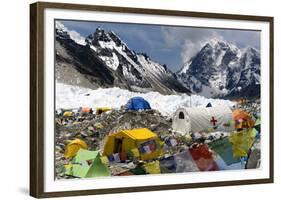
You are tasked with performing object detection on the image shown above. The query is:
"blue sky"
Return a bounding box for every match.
[60,20,260,72]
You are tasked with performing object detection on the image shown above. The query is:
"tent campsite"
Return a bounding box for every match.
[103,128,163,161]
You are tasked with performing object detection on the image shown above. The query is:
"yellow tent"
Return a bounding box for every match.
[103,128,163,161]
[64,138,88,158]
[96,107,111,115]
[63,111,73,117]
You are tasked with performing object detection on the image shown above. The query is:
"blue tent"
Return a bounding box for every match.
[125,97,151,111]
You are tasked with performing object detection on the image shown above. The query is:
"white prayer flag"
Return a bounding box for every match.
[143,145,151,153]
[170,138,178,146]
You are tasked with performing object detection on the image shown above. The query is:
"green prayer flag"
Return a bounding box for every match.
[255,118,261,126]
[208,137,240,165]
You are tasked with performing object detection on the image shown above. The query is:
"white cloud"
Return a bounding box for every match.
[161,27,218,63]
[180,40,203,63]
[67,30,86,46]
[180,34,228,62]
[161,26,260,65]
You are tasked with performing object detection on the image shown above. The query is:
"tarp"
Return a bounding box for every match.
[125,97,151,111]
[172,105,234,135]
[65,149,111,178]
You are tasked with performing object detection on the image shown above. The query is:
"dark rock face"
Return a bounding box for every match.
[55,27,115,88]
[178,39,260,98]
[56,23,190,95]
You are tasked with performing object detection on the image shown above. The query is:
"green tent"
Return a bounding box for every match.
[65,149,111,178]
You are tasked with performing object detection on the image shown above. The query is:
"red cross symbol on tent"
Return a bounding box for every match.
[210,116,218,126]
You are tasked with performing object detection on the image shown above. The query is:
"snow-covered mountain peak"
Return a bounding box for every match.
[86,28,126,49]
[242,46,260,56]
[56,21,66,31]
[240,47,260,72]
[178,60,192,75]
[55,21,259,98]
[207,37,225,47]
[177,38,260,98]
[204,38,239,54]
[55,23,190,95]
[108,31,123,46]
[85,28,112,47]
[55,21,86,46]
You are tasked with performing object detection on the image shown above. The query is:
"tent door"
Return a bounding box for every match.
[114,138,123,153]
[175,111,190,134]
[179,112,185,119]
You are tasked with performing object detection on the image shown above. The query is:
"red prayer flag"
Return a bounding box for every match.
[189,144,219,171]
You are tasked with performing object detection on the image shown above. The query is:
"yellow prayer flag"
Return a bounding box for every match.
[229,129,256,157]
[100,156,109,165]
[143,161,161,174]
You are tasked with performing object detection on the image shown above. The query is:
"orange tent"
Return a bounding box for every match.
[232,109,254,129]
[81,107,92,113]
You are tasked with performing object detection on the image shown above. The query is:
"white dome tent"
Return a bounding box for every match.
[172,105,235,135]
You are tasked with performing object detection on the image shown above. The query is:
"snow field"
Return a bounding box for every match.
[56,83,235,116]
